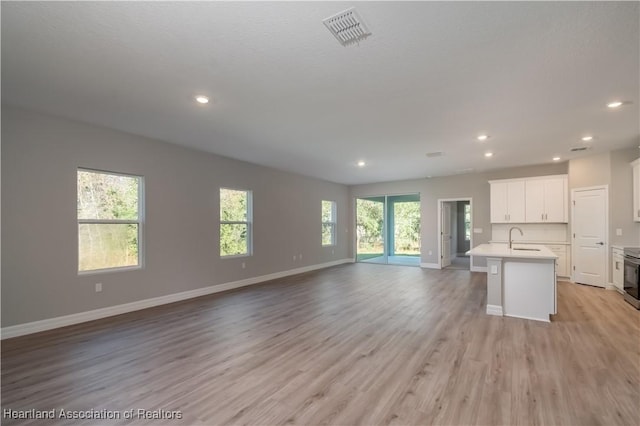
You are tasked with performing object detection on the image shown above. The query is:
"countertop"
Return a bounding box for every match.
[489,240,570,246]
[467,243,558,260]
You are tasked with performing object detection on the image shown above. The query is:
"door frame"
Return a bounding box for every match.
[438,198,473,269]
[570,185,609,285]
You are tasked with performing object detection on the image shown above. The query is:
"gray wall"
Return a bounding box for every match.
[568,147,640,281]
[350,162,568,267]
[609,147,640,246]
[568,148,640,247]
[1,106,351,326]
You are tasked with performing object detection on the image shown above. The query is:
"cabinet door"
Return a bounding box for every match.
[507,181,526,223]
[525,180,545,222]
[612,253,624,290]
[544,177,568,222]
[490,182,509,223]
[634,164,640,222]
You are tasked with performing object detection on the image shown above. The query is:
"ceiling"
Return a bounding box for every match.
[2,2,639,185]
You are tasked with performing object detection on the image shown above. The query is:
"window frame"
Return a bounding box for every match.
[322,200,337,247]
[219,187,253,258]
[77,168,145,275]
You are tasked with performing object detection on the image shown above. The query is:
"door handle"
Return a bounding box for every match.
[596,242,604,245]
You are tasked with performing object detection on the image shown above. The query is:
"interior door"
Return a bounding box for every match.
[573,188,607,287]
[441,202,451,268]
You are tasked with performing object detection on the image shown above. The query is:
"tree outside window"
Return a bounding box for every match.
[220,188,252,257]
[77,169,143,273]
[464,204,471,241]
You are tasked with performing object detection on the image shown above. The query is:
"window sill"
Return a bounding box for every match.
[78,265,142,276]
[220,254,252,259]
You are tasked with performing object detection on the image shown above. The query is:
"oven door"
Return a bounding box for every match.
[623,257,640,300]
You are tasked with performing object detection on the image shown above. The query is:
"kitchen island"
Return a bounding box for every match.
[467,243,558,322]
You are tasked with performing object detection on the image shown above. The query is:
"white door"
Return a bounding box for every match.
[573,188,607,287]
[441,203,452,268]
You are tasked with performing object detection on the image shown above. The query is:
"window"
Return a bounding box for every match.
[464,203,471,241]
[322,200,337,246]
[220,188,252,257]
[77,169,143,273]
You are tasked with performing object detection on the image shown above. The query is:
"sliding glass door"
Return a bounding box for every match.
[356,194,420,266]
[356,197,386,264]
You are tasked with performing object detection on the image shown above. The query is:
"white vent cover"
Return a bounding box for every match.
[426,151,444,158]
[323,8,371,46]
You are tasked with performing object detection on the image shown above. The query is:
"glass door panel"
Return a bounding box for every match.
[356,197,386,264]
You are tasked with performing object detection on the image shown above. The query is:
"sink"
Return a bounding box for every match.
[513,247,540,251]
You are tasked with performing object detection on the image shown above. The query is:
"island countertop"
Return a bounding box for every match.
[467,243,558,260]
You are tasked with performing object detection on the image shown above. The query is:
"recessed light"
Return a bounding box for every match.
[581,136,593,142]
[477,134,489,141]
[195,95,209,104]
[484,152,493,158]
[553,156,561,161]
[357,160,366,167]
[607,101,623,108]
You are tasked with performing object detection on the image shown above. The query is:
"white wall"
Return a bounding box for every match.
[1,106,351,327]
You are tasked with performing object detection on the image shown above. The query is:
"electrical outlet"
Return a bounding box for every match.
[95,283,102,293]
[428,250,433,255]
[332,249,334,255]
[293,255,296,261]
[299,253,302,260]
[241,262,246,269]
[616,228,622,236]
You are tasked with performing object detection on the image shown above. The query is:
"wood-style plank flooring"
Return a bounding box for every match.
[2,264,639,425]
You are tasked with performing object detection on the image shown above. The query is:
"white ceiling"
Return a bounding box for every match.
[2,1,639,185]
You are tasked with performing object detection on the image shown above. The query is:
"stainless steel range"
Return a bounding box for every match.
[623,247,640,309]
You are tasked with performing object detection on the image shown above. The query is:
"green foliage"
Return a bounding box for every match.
[393,202,421,254]
[356,199,420,256]
[77,170,140,271]
[356,199,384,253]
[220,189,250,256]
[322,201,335,245]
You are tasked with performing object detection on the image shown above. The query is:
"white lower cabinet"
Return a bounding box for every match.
[612,247,624,293]
[546,244,569,278]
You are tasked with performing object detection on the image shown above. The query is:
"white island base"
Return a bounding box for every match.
[467,244,558,322]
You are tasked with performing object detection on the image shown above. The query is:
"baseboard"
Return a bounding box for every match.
[420,262,441,269]
[486,304,504,316]
[471,266,488,272]
[1,258,354,339]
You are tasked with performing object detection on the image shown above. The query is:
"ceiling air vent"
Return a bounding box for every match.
[570,146,591,152]
[426,151,443,158]
[323,7,371,47]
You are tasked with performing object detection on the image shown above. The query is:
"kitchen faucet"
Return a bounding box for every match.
[509,227,523,249]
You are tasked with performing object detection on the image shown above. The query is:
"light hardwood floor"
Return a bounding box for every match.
[2,264,639,425]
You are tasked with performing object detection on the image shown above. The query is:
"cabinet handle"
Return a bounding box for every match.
[545,213,548,220]
[505,214,507,221]
[541,213,544,220]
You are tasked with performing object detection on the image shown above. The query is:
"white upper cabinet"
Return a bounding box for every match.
[490,180,525,223]
[525,177,568,222]
[632,159,640,222]
[490,175,568,224]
